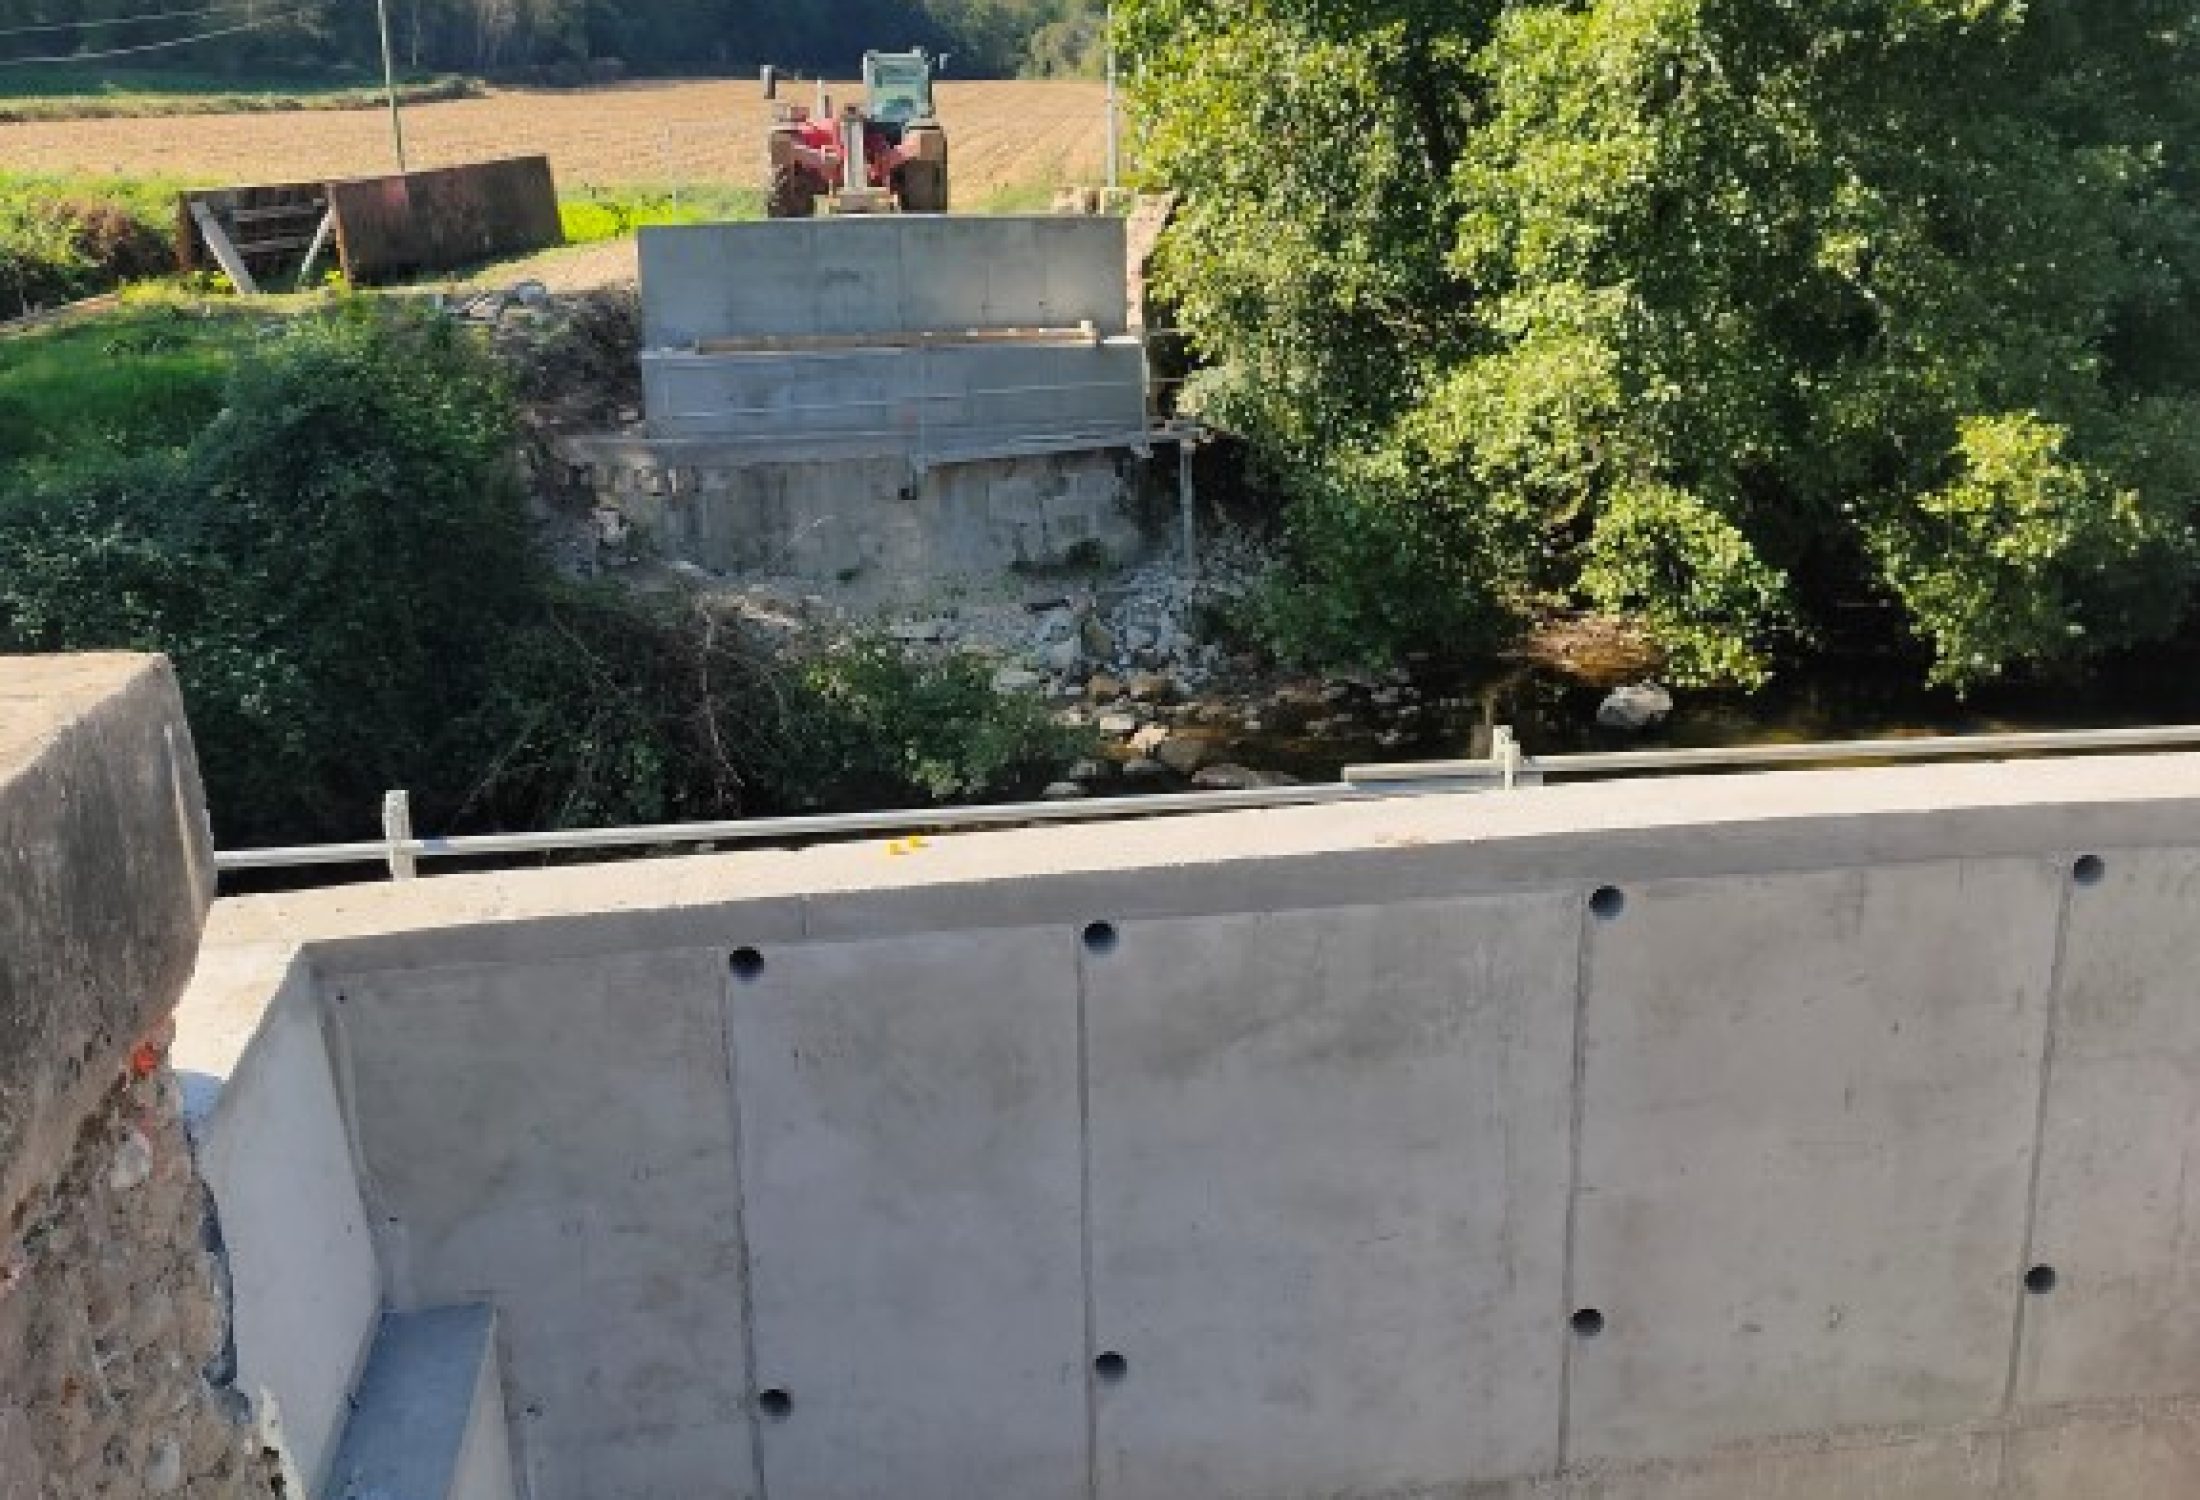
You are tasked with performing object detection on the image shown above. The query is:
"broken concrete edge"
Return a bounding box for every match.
[0,652,213,1226]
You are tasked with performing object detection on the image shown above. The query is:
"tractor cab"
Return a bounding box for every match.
[863,50,937,137]
[765,48,951,217]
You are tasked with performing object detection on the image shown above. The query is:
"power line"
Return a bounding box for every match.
[0,7,308,64]
[0,5,231,39]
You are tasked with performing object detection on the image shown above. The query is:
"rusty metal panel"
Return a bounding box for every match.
[327,156,563,285]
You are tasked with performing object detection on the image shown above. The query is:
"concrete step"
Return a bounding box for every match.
[326,1304,518,1500]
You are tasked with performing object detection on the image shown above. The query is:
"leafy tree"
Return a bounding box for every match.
[1127,0,2200,687]
[0,0,1104,78]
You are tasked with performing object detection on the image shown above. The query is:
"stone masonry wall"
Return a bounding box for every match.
[554,440,1150,599]
[0,1047,279,1500]
[1,656,282,1500]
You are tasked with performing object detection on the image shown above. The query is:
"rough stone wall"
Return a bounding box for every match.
[0,1047,279,1500]
[557,443,1150,598]
[1,656,281,1500]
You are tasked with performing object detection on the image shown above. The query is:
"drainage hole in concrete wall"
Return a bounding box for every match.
[1083,921,1120,955]
[1094,1351,1128,1384]
[2071,855,2105,886]
[1571,1308,1606,1337]
[1589,887,1626,920]
[2025,1264,2059,1295]
[758,1388,793,1420]
[730,947,766,981]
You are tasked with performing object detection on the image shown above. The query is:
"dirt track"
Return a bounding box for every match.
[458,237,638,293]
[0,78,1110,198]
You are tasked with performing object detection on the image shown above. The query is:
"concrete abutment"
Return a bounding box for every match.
[569,215,1171,597]
[177,740,2200,1499]
[22,655,2200,1497]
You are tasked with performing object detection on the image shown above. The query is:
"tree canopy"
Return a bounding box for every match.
[0,0,1107,79]
[1125,0,2200,687]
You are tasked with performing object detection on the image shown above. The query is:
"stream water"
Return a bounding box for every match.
[1210,645,2200,784]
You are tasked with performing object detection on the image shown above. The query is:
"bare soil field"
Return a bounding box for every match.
[0,77,1110,200]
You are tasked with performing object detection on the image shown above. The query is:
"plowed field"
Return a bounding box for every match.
[0,77,1111,200]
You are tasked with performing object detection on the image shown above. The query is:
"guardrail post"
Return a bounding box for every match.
[382,789,418,881]
[1178,436,1198,576]
[1494,725,1523,790]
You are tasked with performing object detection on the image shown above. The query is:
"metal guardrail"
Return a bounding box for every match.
[211,723,2200,882]
[1348,723,2200,783]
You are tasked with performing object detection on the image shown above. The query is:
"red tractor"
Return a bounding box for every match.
[765,50,950,218]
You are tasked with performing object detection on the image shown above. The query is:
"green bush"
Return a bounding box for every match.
[0,304,535,840]
[1248,438,1539,668]
[0,176,178,313]
[0,300,1087,845]
[1861,413,2197,687]
[767,639,1091,807]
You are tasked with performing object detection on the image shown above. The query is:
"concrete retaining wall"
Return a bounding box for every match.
[182,754,2200,1498]
[639,339,1148,447]
[178,945,380,1493]
[634,217,1146,472]
[639,217,1131,349]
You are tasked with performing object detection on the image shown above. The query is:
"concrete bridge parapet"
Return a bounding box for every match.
[169,748,2200,1498]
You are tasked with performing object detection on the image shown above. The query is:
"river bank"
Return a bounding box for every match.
[625,520,2200,802]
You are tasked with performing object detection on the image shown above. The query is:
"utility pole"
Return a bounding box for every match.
[1104,13,1121,192]
[375,0,409,173]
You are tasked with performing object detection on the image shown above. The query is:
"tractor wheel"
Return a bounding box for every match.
[767,163,821,219]
[898,160,949,215]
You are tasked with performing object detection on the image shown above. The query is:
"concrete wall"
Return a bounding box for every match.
[327,1305,520,1500]
[634,217,1146,470]
[330,949,758,1498]
[639,217,1131,349]
[639,339,1148,448]
[178,945,381,1492]
[0,655,211,1220]
[563,437,1147,595]
[181,753,2200,1499]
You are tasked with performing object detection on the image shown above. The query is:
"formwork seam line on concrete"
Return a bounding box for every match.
[318,966,395,1496]
[1555,884,1600,1472]
[1073,923,1100,1500]
[289,966,395,1496]
[2001,859,2078,1421]
[717,961,771,1500]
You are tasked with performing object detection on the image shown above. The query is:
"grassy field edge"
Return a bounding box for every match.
[0,71,480,124]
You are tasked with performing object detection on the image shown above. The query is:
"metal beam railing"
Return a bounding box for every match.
[210,722,2200,882]
[1348,723,2200,784]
